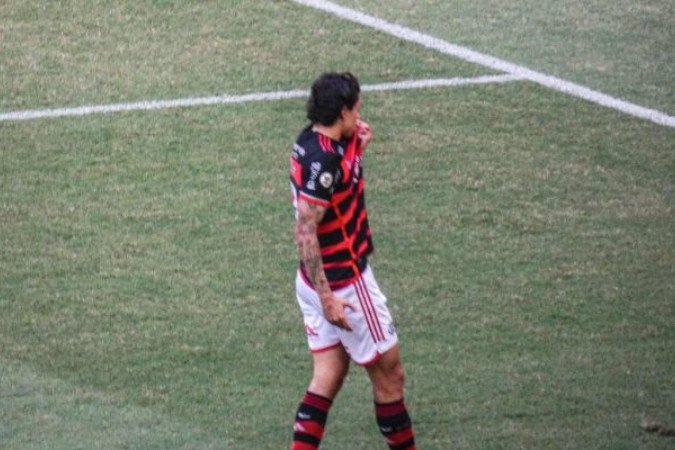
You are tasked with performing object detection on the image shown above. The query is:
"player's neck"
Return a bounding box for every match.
[312,123,343,142]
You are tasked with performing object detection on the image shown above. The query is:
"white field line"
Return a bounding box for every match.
[362,74,522,92]
[290,0,675,129]
[0,75,520,122]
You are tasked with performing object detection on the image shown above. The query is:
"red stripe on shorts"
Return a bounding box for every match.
[362,277,386,341]
[355,277,384,342]
[354,280,378,343]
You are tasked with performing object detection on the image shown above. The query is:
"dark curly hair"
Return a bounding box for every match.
[306,72,361,126]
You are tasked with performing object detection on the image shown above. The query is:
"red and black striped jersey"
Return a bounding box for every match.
[290,126,373,289]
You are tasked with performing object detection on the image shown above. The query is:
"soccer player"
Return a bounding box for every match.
[289,72,416,450]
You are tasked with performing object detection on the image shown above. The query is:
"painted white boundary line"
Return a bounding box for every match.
[290,0,675,129]
[0,75,519,122]
[362,74,522,92]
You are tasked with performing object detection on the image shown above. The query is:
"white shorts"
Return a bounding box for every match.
[296,265,398,366]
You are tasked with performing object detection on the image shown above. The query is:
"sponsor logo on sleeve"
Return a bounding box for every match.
[306,161,321,191]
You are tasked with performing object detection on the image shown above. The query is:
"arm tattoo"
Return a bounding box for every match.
[295,201,332,300]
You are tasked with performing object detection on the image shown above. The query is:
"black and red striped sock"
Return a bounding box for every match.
[375,399,416,450]
[291,391,332,450]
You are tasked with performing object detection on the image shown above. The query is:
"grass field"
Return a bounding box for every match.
[1,1,674,449]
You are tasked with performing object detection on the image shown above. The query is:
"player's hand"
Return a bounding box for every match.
[321,294,357,331]
[356,120,372,150]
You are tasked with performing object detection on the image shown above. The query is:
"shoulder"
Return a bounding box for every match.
[294,129,340,167]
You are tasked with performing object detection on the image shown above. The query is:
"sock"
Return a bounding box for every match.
[291,391,332,450]
[375,399,416,450]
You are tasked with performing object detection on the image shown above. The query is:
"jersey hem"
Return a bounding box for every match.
[299,257,369,292]
[298,191,330,207]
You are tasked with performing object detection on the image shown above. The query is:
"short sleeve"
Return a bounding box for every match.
[291,151,339,207]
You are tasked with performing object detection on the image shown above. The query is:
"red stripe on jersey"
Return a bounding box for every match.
[320,240,349,257]
[347,210,369,254]
[318,134,335,153]
[340,133,359,182]
[356,237,372,258]
[321,210,369,260]
[318,184,365,234]
[329,175,359,202]
[351,209,369,241]
[327,206,360,265]
[319,202,357,234]
[335,184,364,224]
[330,181,360,206]
[290,157,303,186]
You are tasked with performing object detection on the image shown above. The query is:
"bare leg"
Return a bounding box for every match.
[308,345,350,399]
[365,344,405,403]
[290,345,350,449]
[366,345,416,449]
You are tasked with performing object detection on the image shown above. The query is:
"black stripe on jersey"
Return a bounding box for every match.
[323,256,369,279]
[317,229,344,248]
[322,249,352,263]
[325,266,354,283]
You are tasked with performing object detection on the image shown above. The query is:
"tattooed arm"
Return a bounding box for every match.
[295,198,355,331]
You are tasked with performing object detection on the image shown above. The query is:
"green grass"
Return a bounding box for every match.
[1,0,674,449]
[0,0,485,111]
[0,356,224,448]
[338,0,675,114]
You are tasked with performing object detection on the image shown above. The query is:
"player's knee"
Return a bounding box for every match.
[372,363,405,401]
[381,350,405,386]
[310,364,348,397]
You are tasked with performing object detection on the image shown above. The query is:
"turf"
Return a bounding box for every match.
[338,0,675,114]
[1,0,673,449]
